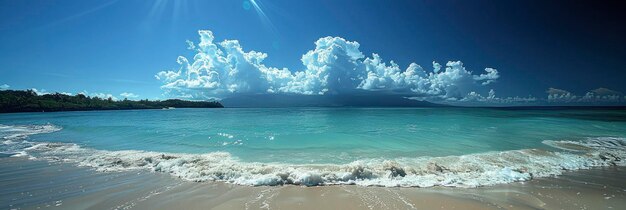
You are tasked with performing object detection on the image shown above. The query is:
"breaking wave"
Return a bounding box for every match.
[1,124,625,188]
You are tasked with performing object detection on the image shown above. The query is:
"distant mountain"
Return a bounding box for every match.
[220,93,444,108]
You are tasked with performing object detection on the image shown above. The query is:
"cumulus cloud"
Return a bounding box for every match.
[456,87,625,105]
[22,88,133,101]
[79,90,118,101]
[30,88,49,95]
[156,30,500,100]
[26,88,72,96]
[546,88,577,102]
[432,61,442,73]
[0,84,9,90]
[473,68,500,85]
[580,88,623,103]
[452,89,537,105]
[120,92,139,99]
[546,87,624,104]
[51,90,124,100]
[589,87,621,96]
[93,93,118,100]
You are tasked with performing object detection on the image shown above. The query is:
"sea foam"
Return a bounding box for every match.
[2,124,625,188]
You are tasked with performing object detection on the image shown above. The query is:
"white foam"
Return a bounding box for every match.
[543,137,626,151]
[2,124,625,188]
[10,151,28,157]
[2,139,16,145]
[19,137,625,188]
[0,124,62,157]
[0,124,61,140]
[217,132,234,139]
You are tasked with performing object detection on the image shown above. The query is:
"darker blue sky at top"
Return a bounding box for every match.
[0,0,625,99]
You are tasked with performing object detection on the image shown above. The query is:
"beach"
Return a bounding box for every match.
[2,157,624,210]
[3,0,626,209]
[1,108,626,209]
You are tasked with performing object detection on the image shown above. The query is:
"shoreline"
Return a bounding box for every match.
[0,107,221,115]
[0,90,223,114]
[2,157,624,210]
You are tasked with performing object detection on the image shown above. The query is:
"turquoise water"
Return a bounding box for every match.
[2,108,625,163]
[1,108,626,187]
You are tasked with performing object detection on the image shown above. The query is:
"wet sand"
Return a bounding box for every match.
[1,157,625,210]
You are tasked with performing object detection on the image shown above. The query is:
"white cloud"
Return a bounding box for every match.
[546,87,624,104]
[30,88,49,95]
[28,88,73,96]
[156,30,500,100]
[432,61,442,73]
[23,88,131,101]
[79,90,118,101]
[453,89,537,105]
[0,84,9,90]
[546,87,577,102]
[473,68,500,85]
[27,88,72,96]
[93,93,118,100]
[580,88,623,103]
[589,87,622,96]
[120,92,139,98]
[185,40,196,50]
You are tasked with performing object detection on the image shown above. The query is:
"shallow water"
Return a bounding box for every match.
[1,107,625,187]
[2,158,626,210]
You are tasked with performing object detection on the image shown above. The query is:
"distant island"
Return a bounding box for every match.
[0,90,223,113]
[220,93,446,108]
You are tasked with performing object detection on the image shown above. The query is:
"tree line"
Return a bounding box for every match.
[0,90,223,113]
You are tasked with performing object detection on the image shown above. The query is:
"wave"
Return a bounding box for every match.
[0,124,61,142]
[0,124,62,156]
[1,124,625,188]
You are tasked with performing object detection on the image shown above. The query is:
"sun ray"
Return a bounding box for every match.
[249,0,278,34]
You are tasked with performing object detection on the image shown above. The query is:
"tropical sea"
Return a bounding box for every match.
[1,107,625,189]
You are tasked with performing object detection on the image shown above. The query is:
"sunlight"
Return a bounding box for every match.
[247,0,277,34]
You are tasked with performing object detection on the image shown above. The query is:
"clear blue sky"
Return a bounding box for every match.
[1,0,625,105]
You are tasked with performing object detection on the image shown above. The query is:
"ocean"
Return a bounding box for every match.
[1,107,625,187]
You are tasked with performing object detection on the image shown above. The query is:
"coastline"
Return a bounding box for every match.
[0,90,223,114]
[2,157,624,210]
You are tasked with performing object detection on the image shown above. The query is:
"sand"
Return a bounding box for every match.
[1,157,625,210]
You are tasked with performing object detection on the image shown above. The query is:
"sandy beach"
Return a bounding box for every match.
[2,157,624,210]
[3,0,626,209]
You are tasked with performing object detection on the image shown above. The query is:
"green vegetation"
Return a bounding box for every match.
[0,90,223,113]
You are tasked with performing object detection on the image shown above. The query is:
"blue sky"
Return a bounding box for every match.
[1,0,625,105]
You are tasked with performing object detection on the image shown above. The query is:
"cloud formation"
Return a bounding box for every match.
[31,88,49,95]
[547,88,577,102]
[547,87,624,104]
[0,84,9,90]
[437,87,624,106]
[426,89,537,106]
[156,30,500,100]
[26,88,137,101]
[120,92,139,99]
[28,88,73,96]
[460,89,537,104]
[79,90,118,101]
